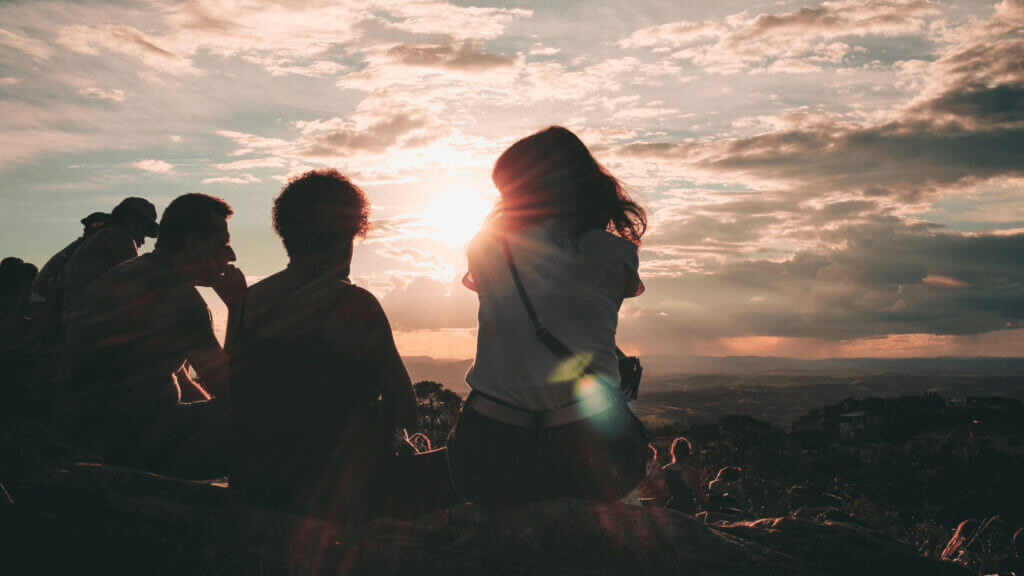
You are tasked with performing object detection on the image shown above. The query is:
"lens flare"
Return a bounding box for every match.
[572,374,618,428]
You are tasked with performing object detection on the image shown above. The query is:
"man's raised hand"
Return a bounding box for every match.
[213,264,247,306]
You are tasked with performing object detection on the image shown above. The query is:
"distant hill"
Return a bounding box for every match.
[640,355,1024,377]
[403,355,1024,424]
[404,356,472,395]
[404,355,1024,392]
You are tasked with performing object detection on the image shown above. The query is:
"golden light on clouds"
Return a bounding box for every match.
[415,185,495,248]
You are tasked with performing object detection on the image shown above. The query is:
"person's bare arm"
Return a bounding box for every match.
[325,287,418,429]
[213,264,247,354]
[376,331,419,429]
[186,347,230,398]
[175,361,212,402]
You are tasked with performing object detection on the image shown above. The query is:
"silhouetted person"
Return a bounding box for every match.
[0,257,37,313]
[447,126,649,507]
[663,436,707,514]
[57,194,245,479]
[30,211,110,339]
[706,466,745,521]
[632,443,669,506]
[1,257,38,346]
[61,198,158,325]
[230,169,423,523]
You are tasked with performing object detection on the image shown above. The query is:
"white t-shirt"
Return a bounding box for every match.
[463,222,643,411]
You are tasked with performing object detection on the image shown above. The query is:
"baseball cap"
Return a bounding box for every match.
[112,197,159,238]
[80,211,110,229]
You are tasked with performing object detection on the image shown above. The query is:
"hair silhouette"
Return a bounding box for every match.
[490,126,646,246]
[273,169,370,259]
[716,466,742,482]
[156,194,233,253]
[670,436,692,463]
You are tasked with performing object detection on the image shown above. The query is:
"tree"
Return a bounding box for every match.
[413,381,463,448]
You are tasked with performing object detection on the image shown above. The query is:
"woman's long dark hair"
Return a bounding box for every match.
[490,126,646,246]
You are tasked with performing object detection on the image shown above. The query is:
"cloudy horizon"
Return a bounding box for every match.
[2,0,1023,360]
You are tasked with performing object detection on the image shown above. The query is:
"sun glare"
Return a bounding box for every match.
[416,186,496,247]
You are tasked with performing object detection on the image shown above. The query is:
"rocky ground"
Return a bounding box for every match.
[0,421,969,576]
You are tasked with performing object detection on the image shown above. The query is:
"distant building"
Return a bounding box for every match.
[838,411,883,442]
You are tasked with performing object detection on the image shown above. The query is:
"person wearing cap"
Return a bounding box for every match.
[58,193,245,479]
[60,197,159,325]
[29,211,111,339]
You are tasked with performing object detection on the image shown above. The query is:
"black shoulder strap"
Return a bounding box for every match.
[500,237,543,336]
[501,237,615,374]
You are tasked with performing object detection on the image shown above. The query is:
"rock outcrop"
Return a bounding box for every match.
[0,426,968,576]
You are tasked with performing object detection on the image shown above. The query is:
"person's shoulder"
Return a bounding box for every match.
[108,252,158,277]
[244,267,294,304]
[324,283,390,355]
[70,228,134,266]
[55,237,85,261]
[467,227,500,257]
[66,230,100,260]
[93,227,134,248]
[332,283,383,317]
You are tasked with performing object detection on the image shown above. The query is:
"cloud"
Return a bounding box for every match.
[379,275,478,330]
[246,57,347,78]
[375,245,453,278]
[384,41,517,71]
[296,111,440,157]
[606,3,1024,348]
[162,0,528,78]
[337,39,519,92]
[133,159,175,174]
[621,225,1024,344]
[214,94,454,176]
[617,21,726,49]
[623,118,1023,201]
[77,87,127,102]
[374,1,531,40]
[0,28,52,60]
[58,24,198,75]
[528,45,560,56]
[165,0,365,61]
[202,173,260,184]
[213,156,290,171]
[613,20,1024,201]
[619,0,937,74]
[739,0,935,39]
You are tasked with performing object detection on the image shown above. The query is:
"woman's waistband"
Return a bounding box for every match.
[464,389,620,428]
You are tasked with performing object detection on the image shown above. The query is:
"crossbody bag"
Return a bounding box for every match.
[501,238,642,400]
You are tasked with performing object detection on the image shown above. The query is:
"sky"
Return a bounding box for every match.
[1,0,1023,360]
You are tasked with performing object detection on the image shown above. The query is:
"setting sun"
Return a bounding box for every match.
[416,186,496,247]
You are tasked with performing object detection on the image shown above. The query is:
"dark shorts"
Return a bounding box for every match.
[98,398,233,480]
[372,448,464,519]
[446,395,649,507]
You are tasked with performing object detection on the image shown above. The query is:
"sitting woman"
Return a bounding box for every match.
[662,436,707,514]
[447,126,649,507]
